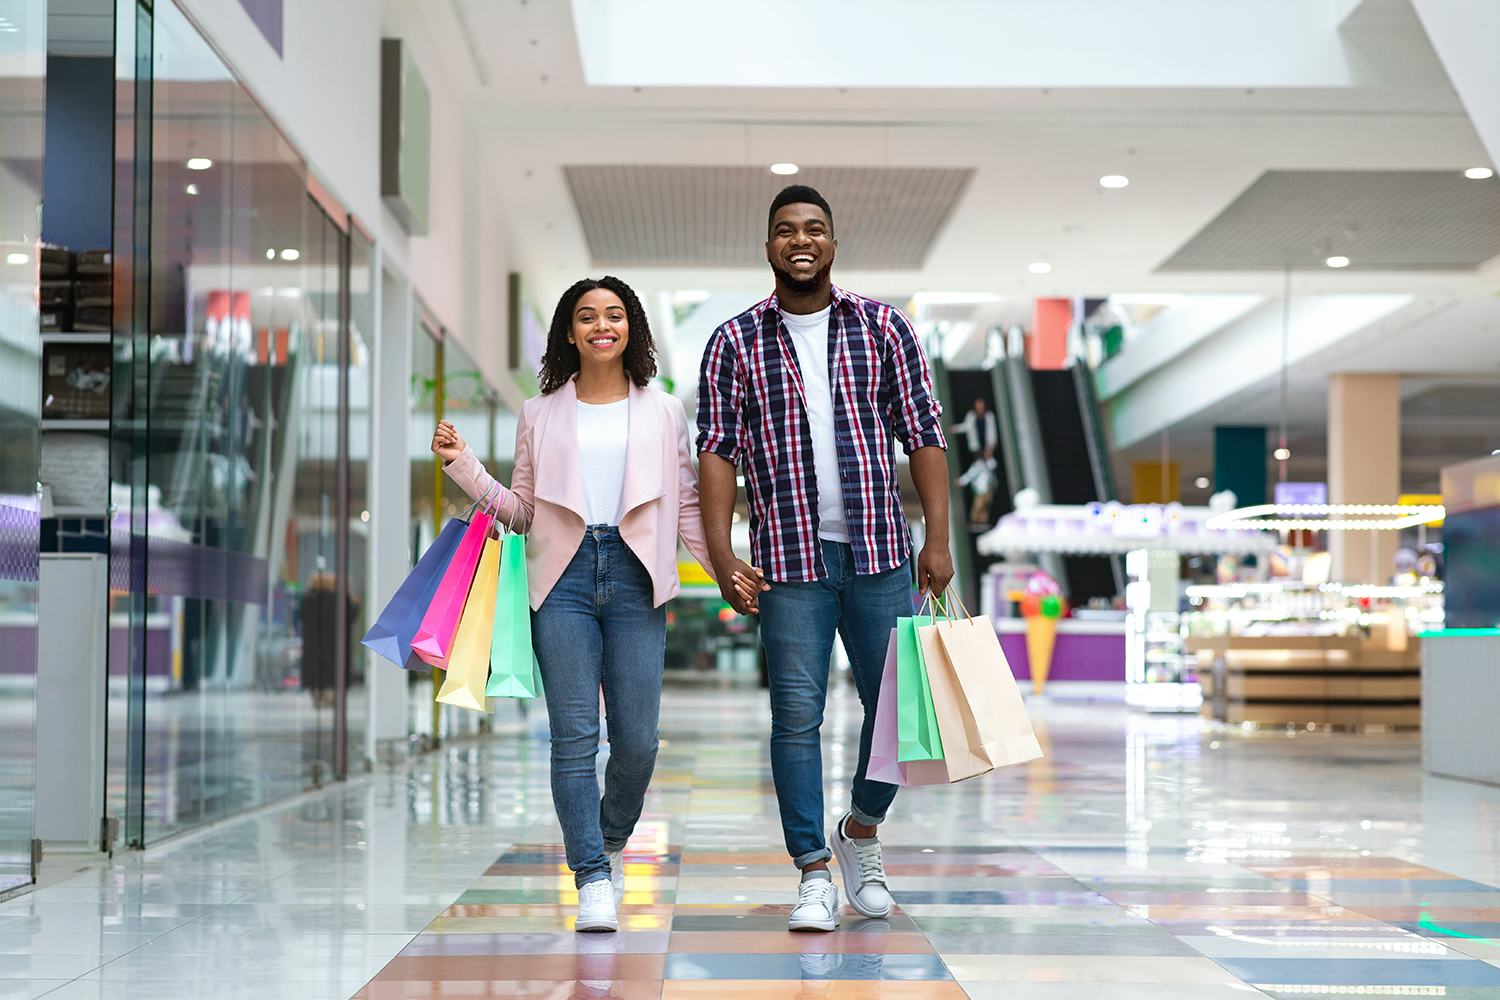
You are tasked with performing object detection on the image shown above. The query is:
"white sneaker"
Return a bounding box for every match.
[788,872,840,932]
[607,848,625,905]
[832,813,894,919]
[575,879,617,933]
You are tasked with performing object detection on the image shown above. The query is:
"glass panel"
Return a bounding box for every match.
[123,0,334,841]
[407,324,437,743]
[346,226,373,772]
[0,0,45,891]
[438,336,483,741]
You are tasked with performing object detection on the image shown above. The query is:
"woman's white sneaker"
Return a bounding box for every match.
[788,871,840,932]
[575,879,618,933]
[607,848,625,905]
[832,813,893,919]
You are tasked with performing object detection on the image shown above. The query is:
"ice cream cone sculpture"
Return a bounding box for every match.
[1020,575,1066,695]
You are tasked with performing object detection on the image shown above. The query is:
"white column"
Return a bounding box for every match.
[366,261,413,764]
[1327,373,1401,584]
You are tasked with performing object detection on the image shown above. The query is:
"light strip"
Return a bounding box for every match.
[1205,503,1445,533]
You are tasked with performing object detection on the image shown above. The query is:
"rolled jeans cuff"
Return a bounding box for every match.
[577,870,611,889]
[849,802,886,828]
[793,847,832,870]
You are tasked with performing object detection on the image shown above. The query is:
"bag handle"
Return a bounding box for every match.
[935,583,978,630]
[461,482,501,521]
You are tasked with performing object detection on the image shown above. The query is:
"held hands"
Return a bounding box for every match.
[431,420,466,464]
[916,540,954,601]
[719,558,770,616]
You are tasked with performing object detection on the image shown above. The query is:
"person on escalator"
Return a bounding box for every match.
[953,397,998,464]
[695,184,953,932]
[959,447,1000,530]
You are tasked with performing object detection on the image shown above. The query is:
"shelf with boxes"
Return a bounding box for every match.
[38,245,113,521]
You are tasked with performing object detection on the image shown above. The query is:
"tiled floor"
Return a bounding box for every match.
[3,678,1500,998]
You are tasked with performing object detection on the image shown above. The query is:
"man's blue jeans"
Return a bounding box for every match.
[532,526,666,888]
[757,540,917,868]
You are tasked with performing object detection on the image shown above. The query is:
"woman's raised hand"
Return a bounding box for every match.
[431,420,467,463]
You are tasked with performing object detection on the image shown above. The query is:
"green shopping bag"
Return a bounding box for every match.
[486,529,540,699]
[895,600,945,762]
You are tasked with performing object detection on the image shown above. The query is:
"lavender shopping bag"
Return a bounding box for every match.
[411,500,498,670]
[868,628,954,787]
[360,517,465,668]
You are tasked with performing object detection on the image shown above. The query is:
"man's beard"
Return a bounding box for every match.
[771,258,833,295]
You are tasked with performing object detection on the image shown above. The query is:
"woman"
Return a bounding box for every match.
[431,276,762,932]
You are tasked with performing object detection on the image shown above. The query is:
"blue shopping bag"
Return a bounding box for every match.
[361,518,466,669]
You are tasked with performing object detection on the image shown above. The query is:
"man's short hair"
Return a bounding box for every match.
[767,184,834,238]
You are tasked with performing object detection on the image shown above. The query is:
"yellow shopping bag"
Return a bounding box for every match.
[437,534,500,712]
[916,588,1043,781]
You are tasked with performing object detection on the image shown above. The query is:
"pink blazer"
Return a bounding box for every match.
[443,380,717,610]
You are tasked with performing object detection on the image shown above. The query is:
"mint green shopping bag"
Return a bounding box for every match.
[486,530,540,699]
[895,599,945,762]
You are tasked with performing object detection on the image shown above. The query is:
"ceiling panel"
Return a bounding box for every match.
[1158,170,1500,272]
[562,164,973,269]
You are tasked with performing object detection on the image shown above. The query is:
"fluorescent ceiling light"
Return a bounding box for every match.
[1028,262,1052,275]
[1325,255,1350,268]
[1207,503,1445,533]
[770,162,799,176]
[1463,166,1494,180]
[186,157,213,171]
[1099,174,1129,189]
[5,252,29,265]
[280,248,300,261]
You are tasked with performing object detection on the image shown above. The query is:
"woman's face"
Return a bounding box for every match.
[570,289,630,369]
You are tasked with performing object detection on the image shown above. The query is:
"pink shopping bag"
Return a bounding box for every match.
[868,628,953,787]
[410,506,496,669]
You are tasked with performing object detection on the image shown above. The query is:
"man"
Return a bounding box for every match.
[953,397,998,463]
[696,184,953,931]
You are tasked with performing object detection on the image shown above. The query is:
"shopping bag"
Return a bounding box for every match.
[411,501,497,669]
[918,590,1043,779]
[868,629,954,787]
[895,607,944,762]
[437,535,501,712]
[486,527,539,699]
[360,517,465,668]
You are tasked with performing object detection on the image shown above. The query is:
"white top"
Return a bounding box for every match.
[781,305,848,543]
[576,398,629,526]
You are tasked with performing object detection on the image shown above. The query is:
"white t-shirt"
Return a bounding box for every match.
[781,305,849,543]
[577,398,629,526]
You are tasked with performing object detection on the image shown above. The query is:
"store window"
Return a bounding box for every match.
[0,0,45,892]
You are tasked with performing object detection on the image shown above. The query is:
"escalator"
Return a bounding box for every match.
[1029,366,1121,605]
[942,368,1013,606]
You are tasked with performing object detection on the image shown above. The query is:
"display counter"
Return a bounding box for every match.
[995,617,1125,683]
[1422,630,1500,786]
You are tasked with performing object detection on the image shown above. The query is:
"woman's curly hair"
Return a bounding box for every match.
[538,276,658,394]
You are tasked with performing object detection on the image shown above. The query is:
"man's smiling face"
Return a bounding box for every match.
[767,203,837,293]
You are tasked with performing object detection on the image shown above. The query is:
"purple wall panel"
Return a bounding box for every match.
[998,631,1126,682]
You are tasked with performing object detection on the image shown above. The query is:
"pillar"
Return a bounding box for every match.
[1029,298,1071,370]
[1327,374,1400,584]
[367,261,413,764]
[1214,426,1268,507]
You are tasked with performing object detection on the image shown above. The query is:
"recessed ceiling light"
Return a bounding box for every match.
[1194,476,1211,489]
[1274,447,1292,461]
[1463,166,1494,180]
[280,248,300,261]
[770,162,799,176]
[185,183,198,196]
[1028,261,1052,274]
[186,157,213,171]
[265,249,276,260]
[1099,174,1129,189]
[5,252,29,265]
[1325,255,1350,268]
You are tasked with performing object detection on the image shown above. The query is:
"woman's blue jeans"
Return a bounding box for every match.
[531,526,666,888]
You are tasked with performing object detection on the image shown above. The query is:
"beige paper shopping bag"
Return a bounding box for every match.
[437,534,501,713]
[916,616,994,783]
[917,594,1043,779]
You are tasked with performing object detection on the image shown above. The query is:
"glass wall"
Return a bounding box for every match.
[109,0,364,844]
[407,321,439,745]
[0,0,45,892]
[347,226,373,772]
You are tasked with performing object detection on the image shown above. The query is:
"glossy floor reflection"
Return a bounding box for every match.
[3,680,1500,998]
